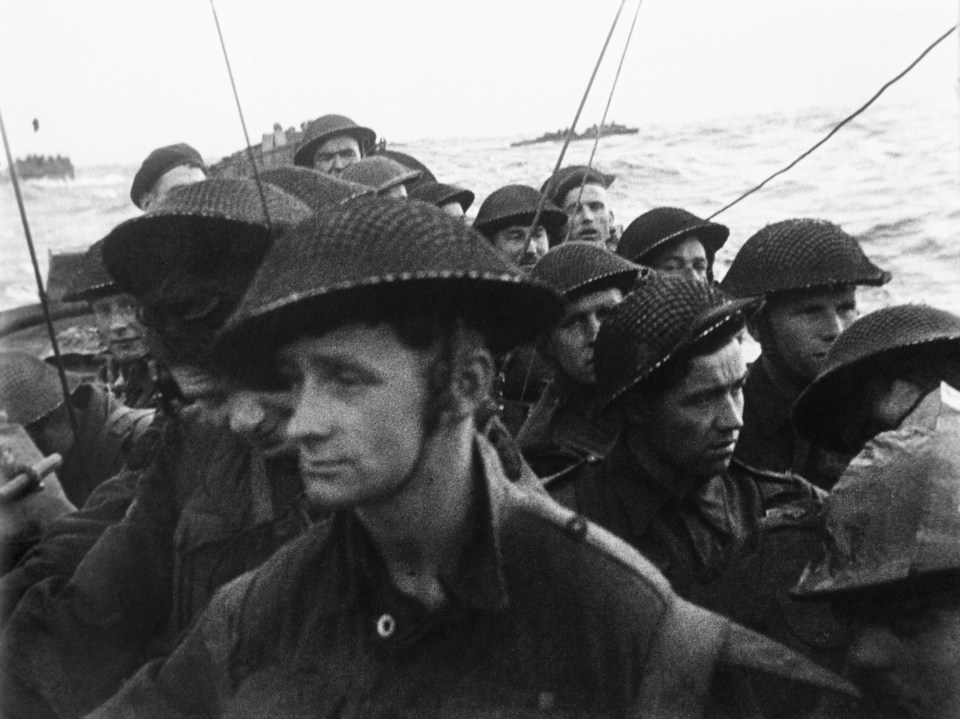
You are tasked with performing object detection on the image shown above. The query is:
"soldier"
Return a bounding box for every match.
[709,307,960,718]
[0,179,316,719]
[260,165,373,212]
[370,148,436,192]
[517,242,641,478]
[793,303,960,459]
[0,352,152,508]
[473,184,567,267]
[340,155,421,198]
[565,273,763,597]
[720,218,890,489]
[63,240,158,408]
[471,186,568,432]
[0,413,75,583]
[618,207,729,283]
[89,197,854,718]
[292,114,376,175]
[792,383,960,719]
[130,143,206,211]
[409,180,475,219]
[542,165,618,250]
[0,173,369,633]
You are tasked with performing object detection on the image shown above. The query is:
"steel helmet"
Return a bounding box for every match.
[0,351,81,427]
[102,179,311,308]
[793,304,960,451]
[339,156,421,196]
[293,114,376,167]
[370,149,436,192]
[529,241,643,301]
[260,166,373,211]
[793,384,960,597]
[617,207,729,276]
[720,218,890,298]
[409,181,475,214]
[212,197,563,387]
[473,185,567,246]
[594,273,757,410]
[62,240,118,303]
[540,165,615,207]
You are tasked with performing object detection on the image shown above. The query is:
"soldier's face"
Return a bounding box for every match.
[637,337,745,484]
[313,136,362,175]
[561,184,612,245]
[90,293,147,363]
[547,287,622,386]
[491,224,549,266]
[279,322,432,508]
[645,237,710,283]
[763,286,858,383]
[840,596,960,719]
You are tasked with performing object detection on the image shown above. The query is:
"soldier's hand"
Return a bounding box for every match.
[0,454,75,571]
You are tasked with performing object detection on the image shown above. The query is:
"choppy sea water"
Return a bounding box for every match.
[1,99,958,315]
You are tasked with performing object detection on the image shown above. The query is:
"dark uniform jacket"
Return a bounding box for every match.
[56,383,155,507]
[0,462,147,627]
[0,405,313,719]
[100,357,159,410]
[0,385,154,580]
[734,357,853,491]
[517,378,619,480]
[88,436,852,719]
[546,436,763,600]
[496,346,553,436]
[702,496,849,719]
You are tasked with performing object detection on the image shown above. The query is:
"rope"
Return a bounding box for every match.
[522,0,628,256]
[708,24,958,220]
[564,0,645,243]
[0,107,82,448]
[588,0,644,171]
[209,0,273,229]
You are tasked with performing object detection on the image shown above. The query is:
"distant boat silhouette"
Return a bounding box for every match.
[12,154,74,180]
[511,121,639,147]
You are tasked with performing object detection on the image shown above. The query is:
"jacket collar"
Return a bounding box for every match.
[346,434,510,614]
[440,434,511,611]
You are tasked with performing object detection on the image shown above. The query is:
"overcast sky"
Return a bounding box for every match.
[1,0,956,167]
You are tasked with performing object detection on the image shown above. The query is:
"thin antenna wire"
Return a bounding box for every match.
[0,106,81,446]
[209,0,273,227]
[708,24,957,220]
[587,0,643,171]
[564,0,644,243]
[522,0,628,256]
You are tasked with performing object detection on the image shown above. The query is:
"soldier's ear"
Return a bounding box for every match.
[447,344,495,421]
